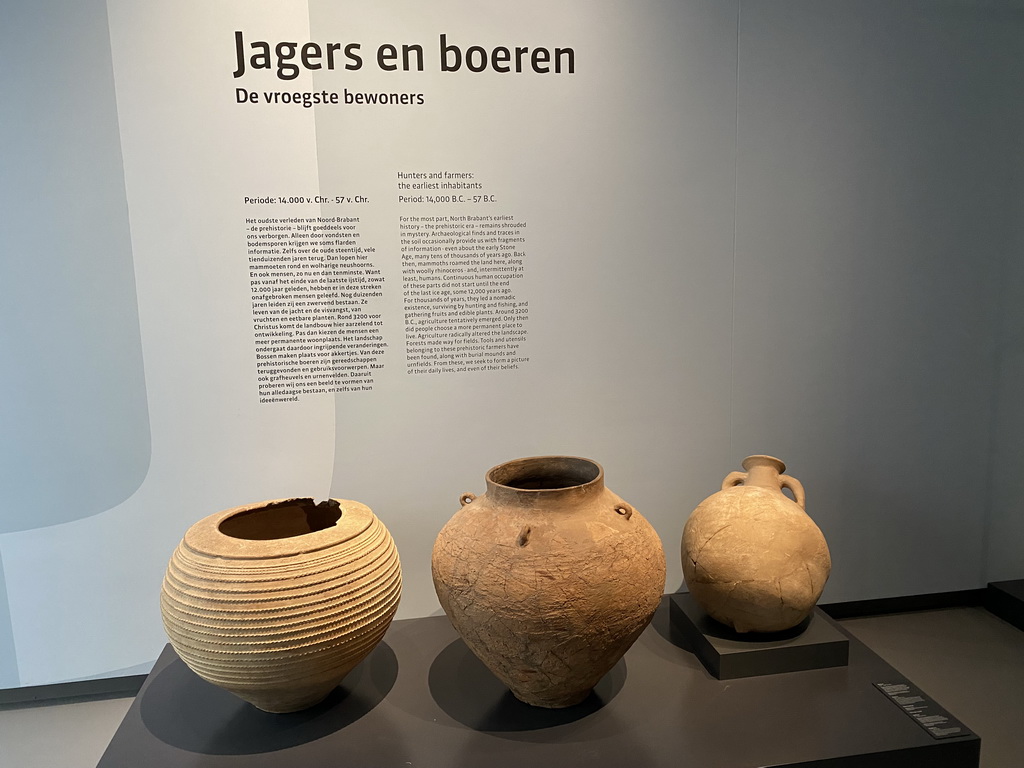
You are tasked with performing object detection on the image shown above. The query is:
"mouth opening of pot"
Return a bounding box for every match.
[488,457,601,491]
[218,499,342,540]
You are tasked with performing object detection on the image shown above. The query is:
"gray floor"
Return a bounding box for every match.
[841,607,1024,768]
[0,607,1020,768]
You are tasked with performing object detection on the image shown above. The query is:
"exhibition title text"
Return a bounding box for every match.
[233,31,575,78]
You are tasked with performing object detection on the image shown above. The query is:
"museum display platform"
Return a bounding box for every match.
[97,596,980,768]
[669,593,849,679]
[985,580,1024,632]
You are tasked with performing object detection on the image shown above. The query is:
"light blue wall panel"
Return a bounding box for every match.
[0,552,17,688]
[0,0,150,534]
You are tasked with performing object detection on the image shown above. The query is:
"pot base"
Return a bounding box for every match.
[512,688,590,709]
[238,683,338,714]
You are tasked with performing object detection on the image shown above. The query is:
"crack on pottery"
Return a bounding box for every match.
[693,522,733,565]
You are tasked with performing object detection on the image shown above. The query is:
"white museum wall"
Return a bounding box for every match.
[986,148,1024,581]
[0,0,1021,690]
[731,0,1023,598]
[307,0,741,617]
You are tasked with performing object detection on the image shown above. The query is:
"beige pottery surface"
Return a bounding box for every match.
[160,497,401,712]
[682,456,831,633]
[433,456,666,708]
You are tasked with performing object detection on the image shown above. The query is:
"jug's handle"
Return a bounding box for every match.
[779,475,806,508]
[721,471,747,490]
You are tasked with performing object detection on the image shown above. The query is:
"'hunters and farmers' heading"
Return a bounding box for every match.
[232,31,575,78]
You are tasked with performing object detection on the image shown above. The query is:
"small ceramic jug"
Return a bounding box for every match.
[682,455,830,633]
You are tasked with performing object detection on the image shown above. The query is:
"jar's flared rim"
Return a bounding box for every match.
[485,456,605,496]
[741,455,787,473]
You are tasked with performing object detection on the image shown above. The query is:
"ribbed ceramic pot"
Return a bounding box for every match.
[432,456,666,708]
[160,497,401,713]
[682,456,830,633]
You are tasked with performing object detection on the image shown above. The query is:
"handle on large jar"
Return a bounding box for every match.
[459,493,476,507]
[721,471,747,490]
[779,475,806,508]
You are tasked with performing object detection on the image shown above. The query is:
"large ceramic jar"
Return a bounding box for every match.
[160,497,401,713]
[682,455,830,633]
[432,456,666,708]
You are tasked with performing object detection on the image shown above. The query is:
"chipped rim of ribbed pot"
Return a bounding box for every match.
[483,456,605,505]
[182,497,374,559]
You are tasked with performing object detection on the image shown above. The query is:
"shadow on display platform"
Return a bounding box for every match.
[98,595,981,768]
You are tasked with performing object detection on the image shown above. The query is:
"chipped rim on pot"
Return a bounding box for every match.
[182,497,374,559]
